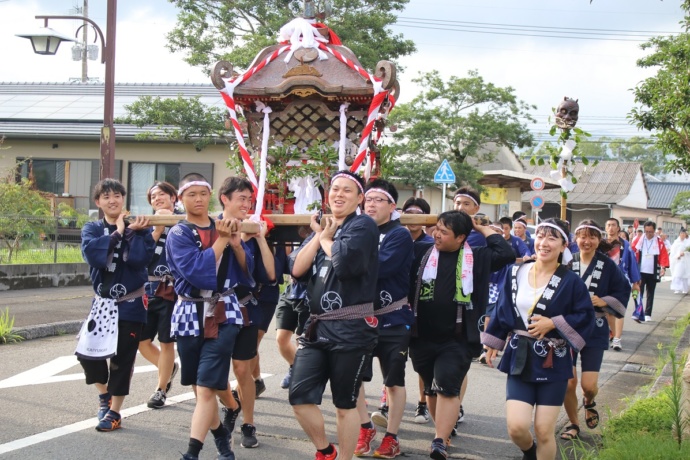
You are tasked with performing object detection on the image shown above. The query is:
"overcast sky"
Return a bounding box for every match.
[0,0,685,143]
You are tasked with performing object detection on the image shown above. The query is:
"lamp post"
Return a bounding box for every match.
[16,0,118,182]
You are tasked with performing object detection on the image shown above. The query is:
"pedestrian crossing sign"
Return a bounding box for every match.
[434,159,456,184]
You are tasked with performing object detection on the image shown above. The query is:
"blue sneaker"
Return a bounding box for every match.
[214,427,234,459]
[280,366,293,389]
[95,410,121,432]
[97,392,111,420]
[430,438,447,460]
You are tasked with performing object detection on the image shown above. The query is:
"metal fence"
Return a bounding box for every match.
[0,215,91,265]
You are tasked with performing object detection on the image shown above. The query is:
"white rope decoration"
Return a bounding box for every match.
[338,102,349,171]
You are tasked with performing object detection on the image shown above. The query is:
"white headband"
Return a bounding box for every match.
[454,193,479,207]
[178,180,212,196]
[403,206,425,214]
[513,220,527,228]
[574,225,602,236]
[536,222,569,243]
[365,188,396,204]
[331,173,364,193]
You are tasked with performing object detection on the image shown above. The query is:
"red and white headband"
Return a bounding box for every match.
[513,219,527,228]
[365,187,396,204]
[178,180,212,196]
[331,173,364,193]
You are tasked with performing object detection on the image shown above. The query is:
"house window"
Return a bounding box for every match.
[17,159,65,194]
[128,162,181,215]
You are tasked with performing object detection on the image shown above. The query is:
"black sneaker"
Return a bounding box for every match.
[451,405,464,436]
[166,362,179,393]
[214,427,233,458]
[147,388,167,409]
[414,402,430,424]
[222,390,242,436]
[240,423,259,448]
[255,378,266,398]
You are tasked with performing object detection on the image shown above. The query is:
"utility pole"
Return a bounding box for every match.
[81,0,88,82]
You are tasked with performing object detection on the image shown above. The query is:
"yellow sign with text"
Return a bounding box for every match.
[481,187,507,205]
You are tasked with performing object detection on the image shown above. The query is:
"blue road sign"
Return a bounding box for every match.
[434,159,456,184]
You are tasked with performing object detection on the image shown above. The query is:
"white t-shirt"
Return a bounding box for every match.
[640,237,656,274]
[516,265,547,328]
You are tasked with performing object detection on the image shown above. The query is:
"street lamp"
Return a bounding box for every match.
[16,0,118,182]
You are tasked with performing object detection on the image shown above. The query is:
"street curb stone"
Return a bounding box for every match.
[15,320,83,341]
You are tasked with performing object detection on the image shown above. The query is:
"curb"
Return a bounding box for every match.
[15,320,83,341]
[650,320,690,394]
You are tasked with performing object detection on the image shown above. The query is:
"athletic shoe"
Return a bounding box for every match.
[478,351,488,365]
[98,392,111,420]
[451,406,464,436]
[371,405,389,429]
[612,338,622,351]
[147,388,167,408]
[315,444,338,460]
[281,366,293,389]
[354,426,377,457]
[240,423,259,448]
[429,438,448,460]
[180,454,198,460]
[255,378,266,398]
[645,316,652,322]
[222,390,242,435]
[414,402,429,424]
[95,410,121,432]
[373,435,400,458]
[166,361,179,393]
[214,429,233,457]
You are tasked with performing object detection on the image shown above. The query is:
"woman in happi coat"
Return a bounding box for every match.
[560,220,631,441]
[482,218,594,460]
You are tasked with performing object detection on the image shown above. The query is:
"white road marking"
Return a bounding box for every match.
[0,374,272,455]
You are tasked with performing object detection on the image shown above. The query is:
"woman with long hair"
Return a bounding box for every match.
[482,218,594,460]
[560,219,631,441]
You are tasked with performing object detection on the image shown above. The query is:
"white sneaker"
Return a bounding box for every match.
[674,291,681,294]
[645,315,652,322]
[612,338,622,351]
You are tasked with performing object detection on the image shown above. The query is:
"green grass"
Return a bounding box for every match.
[0,308,23,344]
[0,245,84,264]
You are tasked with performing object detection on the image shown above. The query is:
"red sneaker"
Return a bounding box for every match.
[315,444,338,460]
[354,427,377,457]
[373,435,400,458]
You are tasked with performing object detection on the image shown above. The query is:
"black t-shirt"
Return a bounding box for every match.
[417,249,460,342]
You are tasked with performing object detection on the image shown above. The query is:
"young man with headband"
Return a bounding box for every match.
[139,180,181,409]
[166,173,251,460]
[290,170,380,460]
[354,178,414,458]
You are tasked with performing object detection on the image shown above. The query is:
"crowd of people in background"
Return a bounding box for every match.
[76,175,686,460]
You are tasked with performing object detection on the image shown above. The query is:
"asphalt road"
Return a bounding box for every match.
[0,283,688,459]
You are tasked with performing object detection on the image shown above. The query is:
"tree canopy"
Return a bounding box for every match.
[670,190,690,223]
[388,70,536,189]
[166,0,416,71]
[629,0,690,174]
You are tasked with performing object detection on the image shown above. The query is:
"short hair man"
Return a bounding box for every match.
[290,171,380,460]
[139,181,181,409]
[604,218,641,350]
[78,179,155,431]
[354,178,415,458]
[633,221,669,322]
[409,211,514,459]
[167,173,252,460]
[218,176,276,449]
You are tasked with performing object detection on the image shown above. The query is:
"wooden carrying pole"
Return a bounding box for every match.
[126,213,439,229]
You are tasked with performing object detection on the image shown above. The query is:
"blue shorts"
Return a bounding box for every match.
[506,375,568,406]
[176,323,240,390]
[256,301,278,332]
[572,347,605,373]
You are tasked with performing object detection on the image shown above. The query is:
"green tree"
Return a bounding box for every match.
[608,136,666,177]
[167,0,416,71]
[116,95,229,151]
[670,190,690,223]
[629,0,690,174]
[389,70,536,188]
[0,169,52,263]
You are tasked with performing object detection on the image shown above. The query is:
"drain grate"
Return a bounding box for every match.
[622,363,656,374]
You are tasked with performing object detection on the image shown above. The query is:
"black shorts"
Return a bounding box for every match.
[274,295,309,336]
[140,296,175,344]
[572,347,605,373]
[232,324,259,361]
[362,325,410,387]
[409,337,473,397]
[79,320,143,397]
[176,323,240,390]
[288,345,370,409]
[256,300,278,332]
[506,375,568,406]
